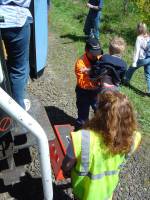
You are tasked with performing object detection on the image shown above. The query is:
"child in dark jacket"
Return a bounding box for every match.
[90,36,127,93]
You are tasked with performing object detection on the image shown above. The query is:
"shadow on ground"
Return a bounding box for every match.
[53,182,73,200]
[0,173,72,200]
[45,106,76,127]
[0,173,44,200]
[60,34,87,43]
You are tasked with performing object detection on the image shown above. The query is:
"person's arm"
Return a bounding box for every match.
[125,132,141,161]
[119,61,127,80]
[87,3,99,10]
[132,131,142,153]
[132,37,141,67]
[62,140,76,177]
[75,57,91,87]
[87,0,103,11]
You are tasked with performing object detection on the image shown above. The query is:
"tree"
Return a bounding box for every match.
[131,0,150,24]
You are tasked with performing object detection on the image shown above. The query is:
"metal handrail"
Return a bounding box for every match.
[0,87,53,200]
[0,60,4,83]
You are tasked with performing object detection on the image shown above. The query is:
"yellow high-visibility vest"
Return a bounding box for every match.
[71,130,141,200]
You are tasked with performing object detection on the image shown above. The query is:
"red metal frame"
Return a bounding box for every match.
[53,124,74,154]
[49,124,74,181]
[49,138,65,181]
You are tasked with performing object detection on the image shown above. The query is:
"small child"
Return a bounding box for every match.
[125,22,150,94]
[62,92,141,200]
[90,36,127,93]
[74,37,103,130]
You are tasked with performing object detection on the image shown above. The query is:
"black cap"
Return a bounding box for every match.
[85,37,102,56]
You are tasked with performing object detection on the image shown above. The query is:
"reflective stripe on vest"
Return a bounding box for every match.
[75,169,119,180]
[81,130,90,172]
[78,130,119,180]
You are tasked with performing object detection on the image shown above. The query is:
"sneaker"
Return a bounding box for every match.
[24,99,31,111]
[74,119,85,131]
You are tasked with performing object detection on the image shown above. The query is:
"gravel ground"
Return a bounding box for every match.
[0,31,150,199]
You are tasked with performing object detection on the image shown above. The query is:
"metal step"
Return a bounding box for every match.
[0,93,54,185]
[0,166,26,185]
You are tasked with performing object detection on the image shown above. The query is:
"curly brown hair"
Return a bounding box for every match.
[84,92,137,154]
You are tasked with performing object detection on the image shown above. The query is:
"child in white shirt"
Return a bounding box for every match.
[125,22,150,94]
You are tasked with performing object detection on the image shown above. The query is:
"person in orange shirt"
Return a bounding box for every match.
[75,37,103,130]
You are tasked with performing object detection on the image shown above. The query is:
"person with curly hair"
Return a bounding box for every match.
[62,92,141,200]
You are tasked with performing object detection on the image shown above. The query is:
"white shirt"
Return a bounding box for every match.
[0,0,32,28]
[132,34,150,67]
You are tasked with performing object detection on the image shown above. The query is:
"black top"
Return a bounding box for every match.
[88,0,103,8]
[89,54,127,85]
[100,54,127,79]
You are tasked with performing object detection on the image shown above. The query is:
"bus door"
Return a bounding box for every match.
[29,0,49,79]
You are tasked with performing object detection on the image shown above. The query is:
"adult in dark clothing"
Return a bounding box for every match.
[83,0,103,39]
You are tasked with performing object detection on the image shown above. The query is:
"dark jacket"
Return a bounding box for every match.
[90,54,127,85]
[88,0,103,9]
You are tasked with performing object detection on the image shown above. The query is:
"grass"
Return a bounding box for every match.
[50,0,150,135]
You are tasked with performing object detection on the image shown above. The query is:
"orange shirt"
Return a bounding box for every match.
[75,53,101,89]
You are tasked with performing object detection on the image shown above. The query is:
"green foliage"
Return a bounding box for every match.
[129,0,150,24]
[50,0,150,135]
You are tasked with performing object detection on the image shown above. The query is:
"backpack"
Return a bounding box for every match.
[145,40,150,58]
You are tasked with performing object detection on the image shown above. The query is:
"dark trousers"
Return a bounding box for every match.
[83,10,101,39]
[75,86,98,129]
[1,22,31,108]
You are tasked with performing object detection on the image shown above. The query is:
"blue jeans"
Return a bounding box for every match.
[1,22,31,108]
[125,58,150,92]
[84,10,101,39]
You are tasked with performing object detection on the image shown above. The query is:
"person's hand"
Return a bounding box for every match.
[61,155,76,178]
[132,63,137,68]
[62,169,71,178]
[87,3,94,9]
[80,67,90,74]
